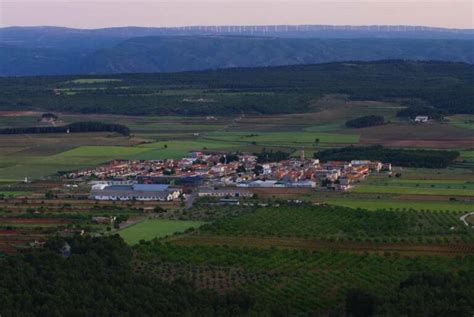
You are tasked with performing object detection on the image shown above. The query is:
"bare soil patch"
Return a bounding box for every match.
[0,111,41,117]
[1,218,71,225]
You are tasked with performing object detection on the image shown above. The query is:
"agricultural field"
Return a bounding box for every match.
[447,114,474,130]
[352,184,473,196]
[119,219,206,245]
[130,201,474,313]
[193,204,473,243]
[67,78,123,84]
[1,91,474,182]
[1,60,473,315]
[0,191,30,197]
[323,198,474,213]
[133,242,474,314]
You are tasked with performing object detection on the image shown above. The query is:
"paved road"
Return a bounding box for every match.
[460,212,474,227]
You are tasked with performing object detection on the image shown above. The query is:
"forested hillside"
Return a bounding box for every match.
[0,60,472,115]
[0,28,473,76]
[79,37,474,74]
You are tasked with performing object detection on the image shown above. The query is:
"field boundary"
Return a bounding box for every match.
[168,234,474,256]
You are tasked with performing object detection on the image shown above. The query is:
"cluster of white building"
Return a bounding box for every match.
[86,151,391,201]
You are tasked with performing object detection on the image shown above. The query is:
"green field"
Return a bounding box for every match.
[119,219,206,245]
[55,146,151,158]
[0,191,30,197]
[353,184,474,196]
[67,78,122,84]
[447,115,474,130]
[460,150,474,161]
[204,131,359,145]
[198,205,472,242]
[325,198,474,212]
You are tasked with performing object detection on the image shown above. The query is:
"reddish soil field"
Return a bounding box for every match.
[0,111,40,117]
[1,218,71,225]
[250,187,311,196]
[0,231,48,254]
[0,229,18,235]
[397,194,473,202]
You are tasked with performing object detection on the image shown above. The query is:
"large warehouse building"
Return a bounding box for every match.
[90,184,181,201]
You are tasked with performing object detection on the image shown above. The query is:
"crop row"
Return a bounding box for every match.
[134,242,474,313]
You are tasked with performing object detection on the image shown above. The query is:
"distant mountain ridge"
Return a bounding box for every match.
[2,25,474,44]
[1,25,473,76]
[80,36,474,74]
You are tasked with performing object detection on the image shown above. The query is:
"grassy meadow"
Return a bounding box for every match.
[119,219,206,245]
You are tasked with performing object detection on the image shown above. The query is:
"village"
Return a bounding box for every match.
[65,151,392,202]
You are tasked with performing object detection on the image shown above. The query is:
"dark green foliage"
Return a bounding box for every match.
[0,121,130,136]
[397,104,447,120]
[219,153,239,164]
[40,112,58,120]
[236,165,246,173]
[379,271,474,316]
[0,236,254,316]
[256,150,290,163]
[0,60,472,115]
[315,145,459,168]
[345,115,385,128]
[345,289,376,317]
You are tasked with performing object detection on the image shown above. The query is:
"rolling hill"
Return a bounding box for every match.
[80,36,474,74]
[0,25,473,76]
[0,60,472,115]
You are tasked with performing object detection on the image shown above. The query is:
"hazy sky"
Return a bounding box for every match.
[1,0,473,29]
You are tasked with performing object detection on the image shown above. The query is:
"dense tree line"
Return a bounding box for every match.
[346,271,474,316]
[345,115,385,128]
[0,236,254,316]
[40,112,58,120]
[0,60,472,115]
[0,121,130,136]
[315,145,459,168]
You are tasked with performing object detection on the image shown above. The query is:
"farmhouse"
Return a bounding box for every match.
[414,116,429,123]
[90,184,181,201]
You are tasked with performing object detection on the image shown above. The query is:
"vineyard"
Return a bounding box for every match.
[134,242,474,314]
[198,204,474,243]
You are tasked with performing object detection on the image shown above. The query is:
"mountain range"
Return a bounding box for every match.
[1,25,473,76]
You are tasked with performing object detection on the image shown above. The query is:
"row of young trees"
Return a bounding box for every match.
[315,145,459,168]
[0,121,130,136]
